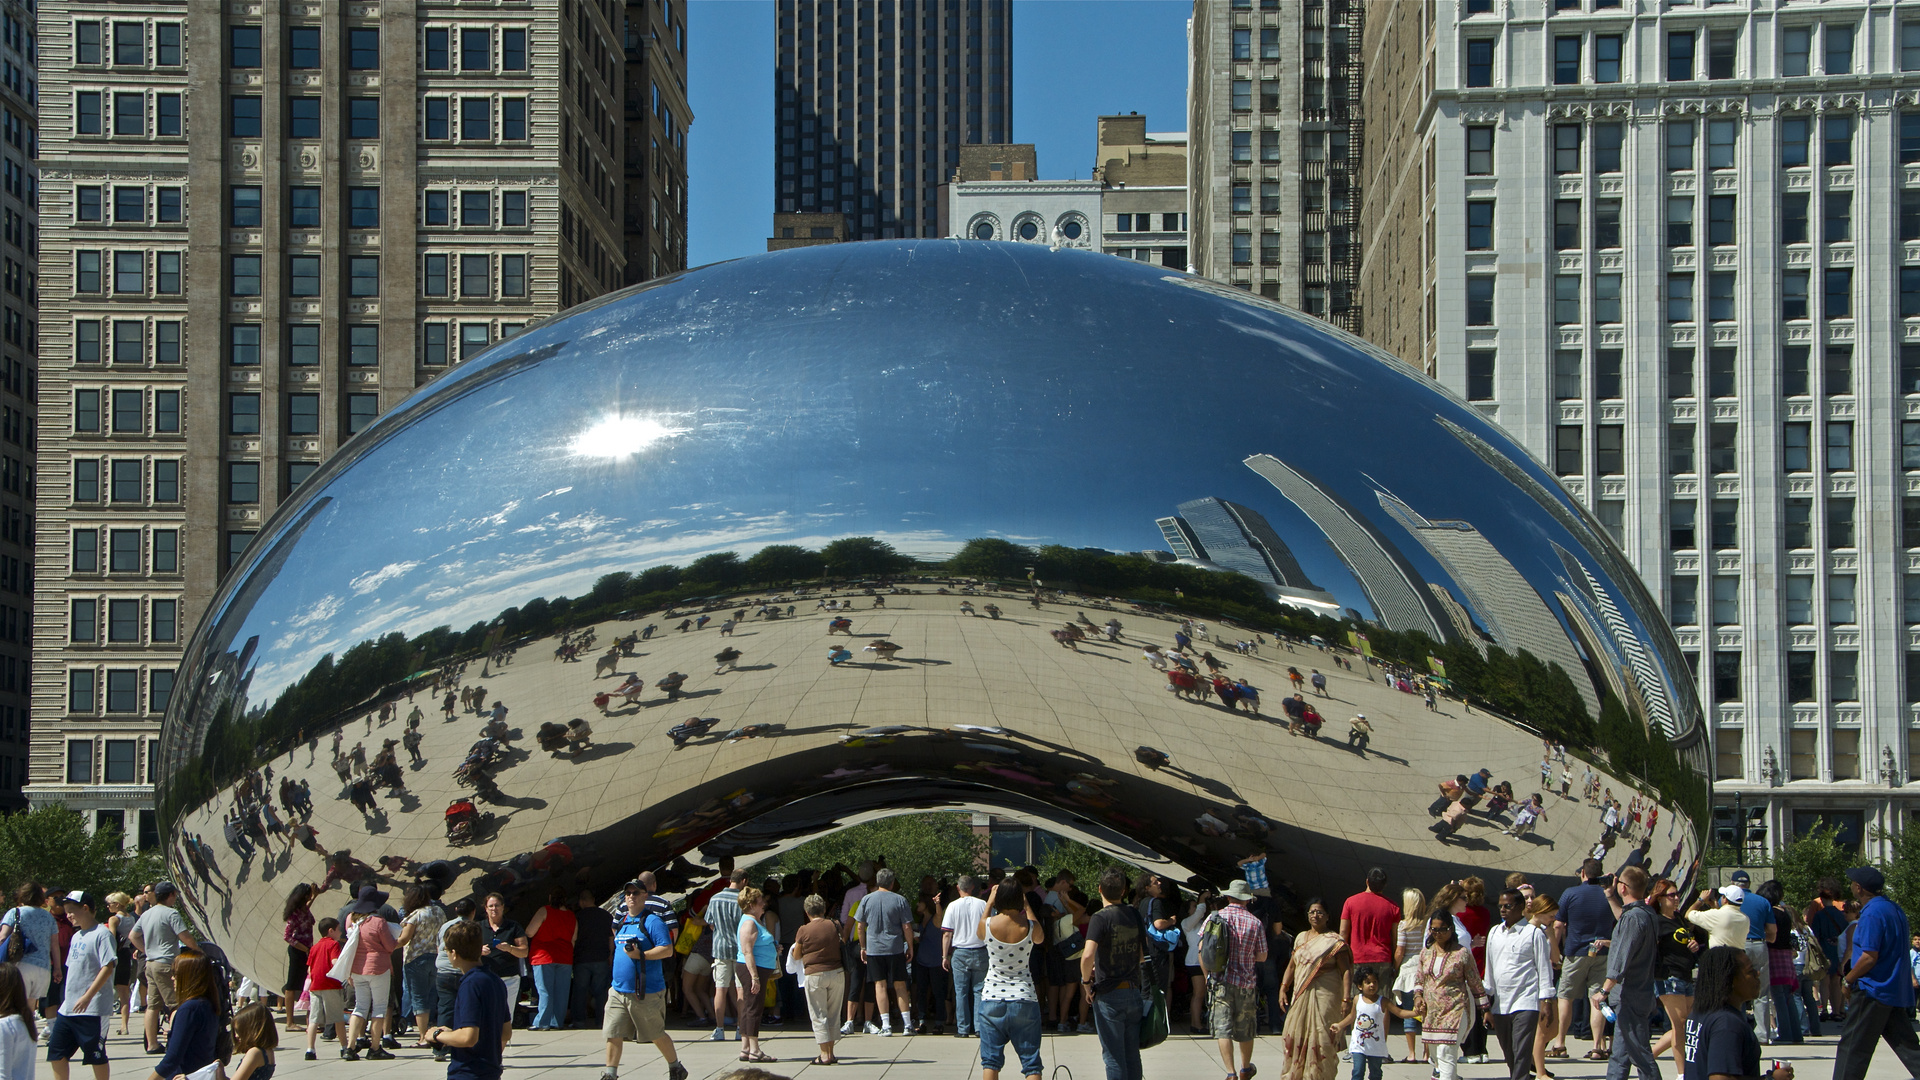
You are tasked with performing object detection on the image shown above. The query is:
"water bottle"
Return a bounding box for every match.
[1599,1001,1616,1024]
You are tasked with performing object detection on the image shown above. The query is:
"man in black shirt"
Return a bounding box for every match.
[1081,868,1147,1080]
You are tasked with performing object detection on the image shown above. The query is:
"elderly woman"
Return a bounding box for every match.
[734,886,780,1064]
[791,894,846,1065]
[1414,915,1486,1080]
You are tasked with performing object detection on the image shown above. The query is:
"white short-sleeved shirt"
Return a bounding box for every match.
[942,896,988,950]
[62,924,119,1018]
[0,1013,33,1080]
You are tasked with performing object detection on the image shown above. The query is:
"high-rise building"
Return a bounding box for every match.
[34,1,658,840]
[774,0,1011,240]
[1094,114,1188,271]
[1358,0,1920,853]
[623,0,692,283]
[1188,0,1364,330]
[1172,497,1322,594]
[0,0,32,811]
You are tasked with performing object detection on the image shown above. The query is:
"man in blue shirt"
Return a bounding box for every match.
[425,921,510,1080]
[1833,865,1920,1080]
[1729,869,1777,1041]
[600,880,685,1080]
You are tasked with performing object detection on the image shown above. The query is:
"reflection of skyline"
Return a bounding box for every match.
[1243,454,1449,638]
[1377,492,1600,720]
[1554,542,1675,737]
[1436,416,1697,743]
[1157,497,1338,607]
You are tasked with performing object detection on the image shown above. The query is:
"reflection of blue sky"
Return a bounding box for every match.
[200,242,1678,720]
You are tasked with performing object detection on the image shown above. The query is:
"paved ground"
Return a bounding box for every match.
[84,1019,1901,1080]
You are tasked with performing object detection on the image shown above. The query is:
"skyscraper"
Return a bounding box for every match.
[0,0,31,811]
[623,0,693,283]
[774,0,1011,240]
[34,2,664,841]
[1188,0,1364,329]
[1173,497,1323,595]
[1243,454,1447,637]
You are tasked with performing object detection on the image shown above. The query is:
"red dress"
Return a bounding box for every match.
[1455,903,1494,974]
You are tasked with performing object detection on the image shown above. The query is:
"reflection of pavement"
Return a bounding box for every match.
[87,1017,1870,1080]
[184,593,1686,985]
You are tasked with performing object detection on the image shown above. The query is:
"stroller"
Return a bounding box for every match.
[445,799,492,846]
[453,738,498,787]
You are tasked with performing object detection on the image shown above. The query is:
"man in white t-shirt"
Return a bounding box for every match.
[49,892,117,1080]
[940,876,990,1037]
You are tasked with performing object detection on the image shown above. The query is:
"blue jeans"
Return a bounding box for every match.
[532,963,571,1029]
[1350,1053,1384,1080]
[571,960,611,1027]
[977,998,1043,1075]
[435,968,463,1032]
[951,948,988,1036]
[1770,984,1804,1042]
[401,955,437,1022]
[1092,986,1142,1080]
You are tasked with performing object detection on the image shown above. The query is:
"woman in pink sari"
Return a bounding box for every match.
[1279,899,1350,1080]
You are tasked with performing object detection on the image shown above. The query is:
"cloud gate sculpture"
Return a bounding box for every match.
[161,241,1709,986]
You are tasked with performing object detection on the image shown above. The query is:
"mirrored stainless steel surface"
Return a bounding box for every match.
[159,241,1709,986]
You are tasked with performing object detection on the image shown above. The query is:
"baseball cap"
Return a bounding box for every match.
[61,890,96,908]
[1719,884,1745,903]
[1729,870,1751,884]
[1846,866,1885,892]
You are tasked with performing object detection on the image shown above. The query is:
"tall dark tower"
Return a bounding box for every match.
[773,0,1011,242]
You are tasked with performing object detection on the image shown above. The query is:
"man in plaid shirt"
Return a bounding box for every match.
[1207,880,1268,1080]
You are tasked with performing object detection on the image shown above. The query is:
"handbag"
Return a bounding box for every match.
[1139,975,1170,1049]
[3,908,27,963]
[328,924,362,985]
[673,914,705,956]
[1052,913,1084,960]
[184,1063,220,1080]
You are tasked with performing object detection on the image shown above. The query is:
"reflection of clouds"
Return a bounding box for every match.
[349,562,420,595]
[289,595,343,628]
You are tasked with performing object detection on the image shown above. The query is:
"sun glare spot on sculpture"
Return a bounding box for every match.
[568,415,688,459]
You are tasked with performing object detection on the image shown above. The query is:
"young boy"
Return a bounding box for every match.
[425,920,511,1080]
[305,918,348,1060]
[1328,970,1415,1080]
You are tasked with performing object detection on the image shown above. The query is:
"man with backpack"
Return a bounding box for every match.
[599,880,685,1080]
[1201,880,1267,1080]
[1082,869,1147,1080]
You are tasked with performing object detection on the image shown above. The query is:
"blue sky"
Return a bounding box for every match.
[686,0,1192,267]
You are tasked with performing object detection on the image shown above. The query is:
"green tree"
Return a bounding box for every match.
[819,537,911,579]
[0,807,167,902]
[744,545,824,585]
[1032,834,1145,894]
[684,551,746,588]
[747,812,990,892]
[948,538,1035,581]
[1874,823,1920,924]
[1770,819,1855,908]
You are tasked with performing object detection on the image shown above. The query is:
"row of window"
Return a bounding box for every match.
[1464,21,1907,87]
[1561,420,1865,477]
[77,22,532,75]
[223,321,516,367]
[1467,345,1920,405]
[74,251,181,296]
[76,186,535,231]
[1671,573,1880,629]
[213,253,529,300]
[70,458,178,505]
[207,94,530,142]
[1461,113,1914,178]
[73,91,182,137]
[73,388,180,436]
[71,527,178,575]
[70,597,179,644]
[228,392,377,438]
[1227,128,1348,166]
[1458,267,1920,326]
[62,741,163,791]
[65,668,173,717]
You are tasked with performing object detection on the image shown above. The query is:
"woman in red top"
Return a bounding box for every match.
[1454,877,1496,1063]
[525,885,578,1030]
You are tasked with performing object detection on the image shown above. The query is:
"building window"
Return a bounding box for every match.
[460,190,490,227]
[1784,26,1812,77]
[1829,498,1856,548]
[1669,424,1695,475]
[423,254,448,297]
[290,25,321,69]
[1231,131,1250,164]
[288,255,320,297]
[1667,30,1695,81]
[1466,276,1494,325]
[1782,192,1809,244]
[287,393,319,436]
[460,323,490,360]
[1824,114,1853,166]
[349,257,379,297]
[1231,79,1251,111]
[113,252,143,293]
[226,531,254,570]
[1825,191,1852,243]
[347,394,379,435]
[502,98,529,140]
[1707,120,1736,170]
[1667,274,1694,322]
[1466,126,1494,174]
[1593,123,1622,173]
[105,670,139,713]
[66,738,92,780]
[502,191,528,227]
[1670,500,1697,549]
[110,460,142,502]
[289,462,318,489]
[230,94,262,137]
[229,25,261,68]
[461,27,490,70]
[1825,346,1853,396]
[1710,500,1738,549]
[423,323,449,365]
[1466,351,1495,401]
[1553,350,1582,401]
[74,389,100,432]
[230,255,262,297]
[1552,200,1578,250]
[1783,271,1809,321]
[1595,35,1621,82]
[460,254,490,297]
[1670,577,1699,625]
[229,324,261,366]
[1554,36,1580,85]
[70,599,96,642]
[1552,125,1581,174]
[289,186,321,227]
[1466,40,1494,87]
[425,97,449,140]
[1711,576,1739,626]
[503,29,528,70]
[230,185,262,227]
[1595,425,1624,475]
[107,599,139,643]
[1825,268,1852,320]
[227,392,260,436]
[156,391,180,433]
[111,388,142,432]
[1230,232,1251,266]
[1707,348,1736,398]
[72,529,99,572]
[1666,120,1695,171]
[1707,273,1735,322]
[348,325,379,366]
[76,22,103,65]
[289,324,320,366]
[349,186,380,229]
[1553,275,1581,325]
[1827,421,1853,471]
[1467,202,1494,250]
[461,98,490,140]
[1708,28,1737,79]
[151,671,175,713]
[501,255,527,297]
[228,461,259,504]
[74,460,100,501]
[1595,348,1622,396]
[1709,422,1737,474]
[1594,200,1621,249]
[1786,576,1814,625]
[154,461,178,502]
[1554,427,1582,475]
[349,26,380,70]
[1826,23,1855,74]
[348,97,380,139]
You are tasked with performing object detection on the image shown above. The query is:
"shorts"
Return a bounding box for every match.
[712,956,736,990]
[1556,950,1606,1001]
[349,970,392,1019]
[1656,976,1694,998]
[681,953,711,979]
[1042,943,1069,985]
[47,1014,109,1065]
[143,959,178,1010]
[19,964,49,1005]
[603,989,667,1043]
[1395,990,1421,1033]
[1208,980,1258,1043]
[115,945,134,987]
[309,987,346,1029]
[864,952,909,984]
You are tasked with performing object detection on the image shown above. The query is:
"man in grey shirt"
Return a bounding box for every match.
[857,868,915,1036]
[129,882,199,1054]
[1591,866,1659,1080]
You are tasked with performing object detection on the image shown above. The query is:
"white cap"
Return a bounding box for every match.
[1719,884,1745,903]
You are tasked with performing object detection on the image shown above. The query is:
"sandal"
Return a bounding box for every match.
[1584,1049,1609,1061]
[743,1051,778,1063]
[1546,1047,1570,1058]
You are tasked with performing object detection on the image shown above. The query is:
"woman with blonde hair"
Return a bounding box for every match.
[1392,888,1429,1063]
[1525,894,1561,1080]
[105,892,135,1036]
[732,886,779,1065]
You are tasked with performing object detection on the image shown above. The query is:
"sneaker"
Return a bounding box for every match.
[839,1020,858,1036]
[304,1051,317,1061]
[599,1069,618,1080]
[667,1063,688,1080]
[1077,1021,1096,1034]
[864,1021,882,1036]
[320,1029,336,1042]
[709,1027,726,1042]
[433,1050,449,1062]
[366,1047,394,1061]
[879,1025,894,1037]
[340,1048,359,1062]
[381,1035,401,1050]
[901,1013,914,1032]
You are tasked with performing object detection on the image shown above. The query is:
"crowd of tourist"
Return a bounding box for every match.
[0,849,1915,1080]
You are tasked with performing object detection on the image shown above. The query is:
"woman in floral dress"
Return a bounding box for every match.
[1414,915,1487,1080]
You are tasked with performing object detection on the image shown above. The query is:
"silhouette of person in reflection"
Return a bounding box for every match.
[864,641,901,662]
[657,672,690,700]
[714,647,742,674]
[827,646,853,666]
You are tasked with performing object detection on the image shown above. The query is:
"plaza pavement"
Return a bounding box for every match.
[86,1020,1898,1080]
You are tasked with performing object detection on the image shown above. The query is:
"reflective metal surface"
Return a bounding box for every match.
[160,241,1709,986]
